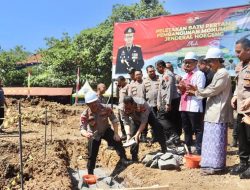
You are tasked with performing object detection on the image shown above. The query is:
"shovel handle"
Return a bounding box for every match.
[184,144,190,155]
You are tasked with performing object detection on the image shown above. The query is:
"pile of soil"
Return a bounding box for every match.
[0,98,249,190]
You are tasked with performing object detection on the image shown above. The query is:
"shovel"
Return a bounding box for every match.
[184,144,190,155]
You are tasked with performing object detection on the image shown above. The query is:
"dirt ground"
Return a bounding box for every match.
[0,98,250,190]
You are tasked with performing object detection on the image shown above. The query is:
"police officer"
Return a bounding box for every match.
[128,67,136,84]
[80,91,132,174]
[128,69,145,99]
[144,65,160,113]
[123,96,167,162]
[143,65,160,142]
[156,60,181,146]
[116,76,130,141]
[115,27,144,74]
[96,83,107,104]
[128,69,148,142]
[230,38,250,179]
[0,81,7,133]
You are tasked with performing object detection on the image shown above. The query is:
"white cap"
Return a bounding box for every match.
[85,91,98,104]
[184,52,198,61]
[205,47,223,59]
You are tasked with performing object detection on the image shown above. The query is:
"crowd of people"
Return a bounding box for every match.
[79,37,250,179]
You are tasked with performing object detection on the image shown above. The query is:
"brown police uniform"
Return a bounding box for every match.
[158,70,180,108]
[128,80,146,99]
[80,104,127,174]
[123,97,166,160]
[117,84,129,137]
[157,69,182,139]
[235,64,250,114]
[143,76,160,108]
[98,94,107,104]
[234,63,250,164]
[118,84,129,110]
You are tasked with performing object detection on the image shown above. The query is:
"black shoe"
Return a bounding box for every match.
[107,146,115,150]
[132,156,139,163]
[240,167,250,179]
[151,137,157,143]
[166,134,180,146]
[119,158,133,165]
[140,135,147,143]
[230,163,249,175]
[161,146,167,153]
[230,138,238,147]
[87,169,94,175]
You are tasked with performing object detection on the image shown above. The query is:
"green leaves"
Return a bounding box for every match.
[0,1,169,88]
[0,46,29,86]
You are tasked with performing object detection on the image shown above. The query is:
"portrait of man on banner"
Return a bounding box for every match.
[115,27,144,74]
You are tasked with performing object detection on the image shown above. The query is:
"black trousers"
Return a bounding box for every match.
[232,112,239,140]
[118,110,126,137]
[157,98,182,138]
[87,127,126,174]
[130,110,167,159]
[0,107,4,126]
[142,107,157,138]
[181,111,203,154]
[237,114,250,163]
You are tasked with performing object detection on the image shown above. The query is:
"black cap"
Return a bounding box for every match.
[124,27,135,34]
[128,67,136,74]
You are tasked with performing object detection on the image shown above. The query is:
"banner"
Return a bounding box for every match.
[112,4,250,78]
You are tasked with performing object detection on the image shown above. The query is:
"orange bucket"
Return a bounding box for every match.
[82,174,98,185]
[184,154,201,168]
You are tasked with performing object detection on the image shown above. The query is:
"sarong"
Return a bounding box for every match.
[200,122,227,170]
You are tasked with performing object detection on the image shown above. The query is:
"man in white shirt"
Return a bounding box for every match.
[177,52,206,155]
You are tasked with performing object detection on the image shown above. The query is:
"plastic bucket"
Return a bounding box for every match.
[184,154,201,168]
[82,174,98,185]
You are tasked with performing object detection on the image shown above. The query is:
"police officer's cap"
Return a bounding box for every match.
[124,27,135,34]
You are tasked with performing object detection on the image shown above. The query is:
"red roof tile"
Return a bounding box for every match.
[17,54,42,65]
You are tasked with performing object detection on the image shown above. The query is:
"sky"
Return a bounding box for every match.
[0,0,249,53]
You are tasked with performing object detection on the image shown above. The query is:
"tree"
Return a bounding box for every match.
[33,33,78,87]
[32,0,168,87]
[0,46,30,86]
[109,0,168,23]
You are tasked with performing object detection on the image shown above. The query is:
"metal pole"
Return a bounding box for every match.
[44,106,47,159]
[18,101,24,190]
[111,79,114,109]
[50,121,52,143]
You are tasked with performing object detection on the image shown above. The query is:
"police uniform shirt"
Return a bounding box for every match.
[128,80,146,99]
[157,69,179,108]
[98,94,106,104]
[235,63,250,114]
[80,104,118,140]
[123,97,150,126]
[143,76,160,107]
[115,45,144,74]
[118,84,129,110]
